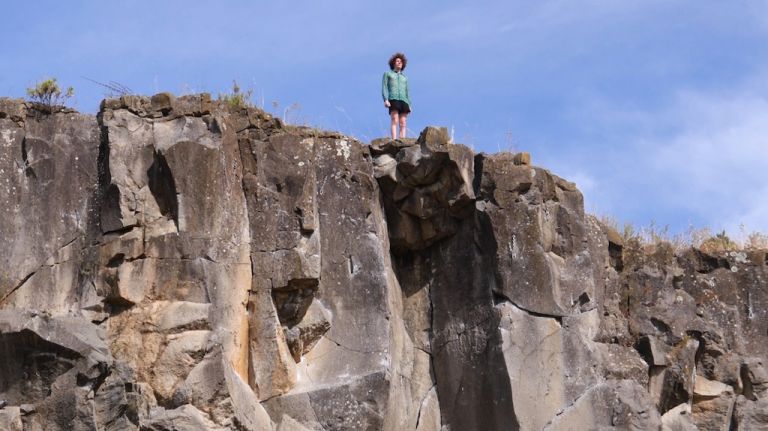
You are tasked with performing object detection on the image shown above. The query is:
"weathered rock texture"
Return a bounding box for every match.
[1,95,766,430]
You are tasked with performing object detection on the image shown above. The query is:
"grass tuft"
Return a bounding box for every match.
[218,80,253,109]
[26,78,74,107]
[599,216,767,253]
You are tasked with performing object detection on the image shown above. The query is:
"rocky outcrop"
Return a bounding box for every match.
[371,127,474,253]
[1,95,766,430]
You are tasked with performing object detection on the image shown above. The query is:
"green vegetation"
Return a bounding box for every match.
[215,81,307,125]
[26,78,74,107]
[217,81,253,109]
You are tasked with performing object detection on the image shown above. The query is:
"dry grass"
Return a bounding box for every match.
[599,216,768,253]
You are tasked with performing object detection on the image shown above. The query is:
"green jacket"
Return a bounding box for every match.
[381,70,411,106]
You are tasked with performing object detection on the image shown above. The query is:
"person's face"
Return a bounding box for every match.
[394,58,403,70]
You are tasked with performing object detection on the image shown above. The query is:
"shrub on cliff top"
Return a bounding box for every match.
[218,81,253,109]
[26,78,74,107]
[699,231,739,254]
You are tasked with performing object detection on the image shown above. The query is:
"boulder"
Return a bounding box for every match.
[371,126,475,252]
[649,338,699,414]
[742,357,768,400]
[0,407,23,431]
[475,153,601,317]
[733,396,768,430]
[661,403,697,431]
[691,376,735,430]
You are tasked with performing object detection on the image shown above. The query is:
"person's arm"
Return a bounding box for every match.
[382,72,390,102]
[405,77,411,110]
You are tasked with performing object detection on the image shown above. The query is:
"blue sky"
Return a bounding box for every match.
[2,0,767,236]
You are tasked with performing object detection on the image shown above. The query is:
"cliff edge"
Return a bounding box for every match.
[0,94,766,430]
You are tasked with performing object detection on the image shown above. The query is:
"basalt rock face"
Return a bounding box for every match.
[0,96,766,431]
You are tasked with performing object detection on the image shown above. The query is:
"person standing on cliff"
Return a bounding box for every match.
[382,52,411,140]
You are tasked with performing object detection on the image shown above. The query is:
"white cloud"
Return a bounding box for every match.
[567,73,768,234]
[653,90,768,217]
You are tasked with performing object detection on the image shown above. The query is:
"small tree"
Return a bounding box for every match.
[26,78,74,107]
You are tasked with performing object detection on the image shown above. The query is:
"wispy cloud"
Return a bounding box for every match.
[561,70,768,233]
[651,89,768,232]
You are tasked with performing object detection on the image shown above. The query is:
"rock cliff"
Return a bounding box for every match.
[0,95,766,430]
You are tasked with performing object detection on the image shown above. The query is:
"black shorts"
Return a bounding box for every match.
[388,99,411,114]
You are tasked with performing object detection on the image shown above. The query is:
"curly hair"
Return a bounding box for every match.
[388,52,407,71]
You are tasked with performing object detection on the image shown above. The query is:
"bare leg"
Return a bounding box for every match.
[390,111,399,139]
[399,113,408,139]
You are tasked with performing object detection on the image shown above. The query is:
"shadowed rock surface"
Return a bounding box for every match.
[0,95,766,430]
